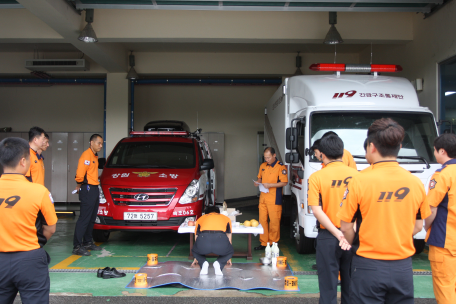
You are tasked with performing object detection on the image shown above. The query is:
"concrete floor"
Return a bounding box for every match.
[14,199,437,302]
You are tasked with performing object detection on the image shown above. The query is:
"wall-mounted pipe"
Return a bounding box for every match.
[135,78,282,85]
[103,80,107,158]
[0,78,105,85]
[130,80,135,132]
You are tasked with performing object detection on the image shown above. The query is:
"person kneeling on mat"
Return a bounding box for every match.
[191,206,234,276]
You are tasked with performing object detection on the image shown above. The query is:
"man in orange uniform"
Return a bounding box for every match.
[308,134,359,304]
[25,126,46,186]
[73,134,103,256]
[0,137,57,303]
[254,147,288,250]
[337,118,431,304]
[191,206,234,276]
[320,132,357,170]
[425,133,456,304]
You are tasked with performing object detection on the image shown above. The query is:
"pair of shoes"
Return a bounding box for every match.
[98,267,126,279]
[254,245,266,251]
[213,261,223,276]
[83,242,102,251]
[200,261,209,276]
[72,245,91,256]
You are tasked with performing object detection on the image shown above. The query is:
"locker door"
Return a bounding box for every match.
[67,133,84,202]
[206,133,225,203]
[43,133,53,192]
[51,133,68,202]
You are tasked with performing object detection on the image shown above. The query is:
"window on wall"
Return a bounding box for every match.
[440,56,456,133]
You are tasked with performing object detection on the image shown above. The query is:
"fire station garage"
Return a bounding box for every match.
[0,1,455,303]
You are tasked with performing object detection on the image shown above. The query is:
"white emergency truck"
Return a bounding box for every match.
[265,63,439,254]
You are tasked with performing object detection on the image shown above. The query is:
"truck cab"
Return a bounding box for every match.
[265,64,439,254]
[93,120,216,242]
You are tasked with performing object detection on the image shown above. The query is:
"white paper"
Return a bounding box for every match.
[72,190,78,194]
[253,180,269,193]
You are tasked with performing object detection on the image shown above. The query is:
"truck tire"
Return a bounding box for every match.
[413,239,425,255]
[93,229,110,242]
[291,204,315,254]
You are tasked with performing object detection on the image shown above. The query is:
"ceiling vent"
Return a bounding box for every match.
[25,59,90,71]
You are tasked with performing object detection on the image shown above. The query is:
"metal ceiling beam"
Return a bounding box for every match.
[74,4,432,13]
[75,0,443,3]
[16,0,127,73]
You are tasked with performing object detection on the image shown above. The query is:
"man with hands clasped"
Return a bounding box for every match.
[307,134,358,304]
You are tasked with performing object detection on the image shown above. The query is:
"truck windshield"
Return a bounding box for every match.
[107,142,196,169]
[310,112,437,164]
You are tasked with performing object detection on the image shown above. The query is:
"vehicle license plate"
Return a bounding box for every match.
[124,212,157,220]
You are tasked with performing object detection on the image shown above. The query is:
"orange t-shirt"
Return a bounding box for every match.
[308,161,359,229]
[195,212,232,234]
[25,148,45,186]
[321,149,357,170]
[337,161,431,260]
[0,174,57,252]
[75,148,99,185]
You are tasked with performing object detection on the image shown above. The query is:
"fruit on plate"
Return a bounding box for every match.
[251,221,259,227]
[244,220,251,227]
[188,221,195,226]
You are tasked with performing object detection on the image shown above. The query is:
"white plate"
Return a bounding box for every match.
[124,212,157,221]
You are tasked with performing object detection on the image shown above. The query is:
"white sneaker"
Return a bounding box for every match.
[200,261,209,275]
[213,261,223,276]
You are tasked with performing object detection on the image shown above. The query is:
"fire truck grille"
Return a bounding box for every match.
[109,188,177,206]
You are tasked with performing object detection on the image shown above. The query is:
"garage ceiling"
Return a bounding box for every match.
[0,0,444,13]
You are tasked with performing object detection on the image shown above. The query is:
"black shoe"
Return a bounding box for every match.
[72,245,91,256]
[311,264,318,270]
[97,267,110,278]
[84,242,102,251]
[102,268,126,279]
[254,245,266,251]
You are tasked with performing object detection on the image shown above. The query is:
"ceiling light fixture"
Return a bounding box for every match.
[78,9,98,43]
[126,51,139,80]
[445,91,456,96]
[294,52,303,76]
[324,12,343,45]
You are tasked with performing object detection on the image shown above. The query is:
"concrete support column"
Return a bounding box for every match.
[105,73,128,156]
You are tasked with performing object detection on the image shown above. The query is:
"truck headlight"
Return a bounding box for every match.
[179,180,199,204]
[99,185,106,204]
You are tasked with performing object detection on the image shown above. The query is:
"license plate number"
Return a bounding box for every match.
[124,212,157,221]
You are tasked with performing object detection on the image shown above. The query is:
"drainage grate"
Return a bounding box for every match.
[49,269,137,273]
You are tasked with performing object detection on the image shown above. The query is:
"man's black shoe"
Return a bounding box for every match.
[84,242,102,251]
[102,268,126,279]
[254,245,266,251]
[72,245,91,256]
[97,267,110,278]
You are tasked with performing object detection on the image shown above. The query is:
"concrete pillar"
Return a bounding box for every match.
[105,73,128,156]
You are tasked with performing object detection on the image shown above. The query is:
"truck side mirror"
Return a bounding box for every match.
[286,128,298,150]
[297,170,304,179]
[98,158,106,169]
[200,159,214,170]
[285,152,299,164]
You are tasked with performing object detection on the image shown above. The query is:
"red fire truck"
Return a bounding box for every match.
[92,121,216,242]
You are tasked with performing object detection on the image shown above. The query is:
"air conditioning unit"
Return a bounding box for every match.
[25,59,90,71]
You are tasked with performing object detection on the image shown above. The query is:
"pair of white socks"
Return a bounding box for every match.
[200,261,223,276]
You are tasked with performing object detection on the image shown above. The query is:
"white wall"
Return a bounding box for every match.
[0,85,104,132]
[359,1,456,118]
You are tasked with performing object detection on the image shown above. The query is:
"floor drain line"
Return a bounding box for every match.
[293,271,432,276]
[49,269,137,273]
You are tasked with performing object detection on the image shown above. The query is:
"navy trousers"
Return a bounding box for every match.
[73,184,100,247]
[192,232,234,270]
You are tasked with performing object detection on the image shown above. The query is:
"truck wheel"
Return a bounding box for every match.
[93,229,110,242]
[413,239,425,255]
[292,205,315,254]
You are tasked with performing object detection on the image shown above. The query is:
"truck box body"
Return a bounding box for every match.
[265,74,439,254]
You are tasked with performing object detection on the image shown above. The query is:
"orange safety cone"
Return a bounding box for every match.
[134,273,148,287]
[147,253,158,266]
[284,276,298,290]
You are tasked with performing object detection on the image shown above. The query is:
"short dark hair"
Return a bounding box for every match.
[90,134,102,142]
[322,131,338,138]
[29,126,45,143]
[205,205,220,214]
[264,147,275,155]
[319,135,344,160]
[0,137,30,168]
[311,139,321,151]
[434,133,456,158]
[367,118,404,157]
[363,138,368,151]
[44,133,49,140]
